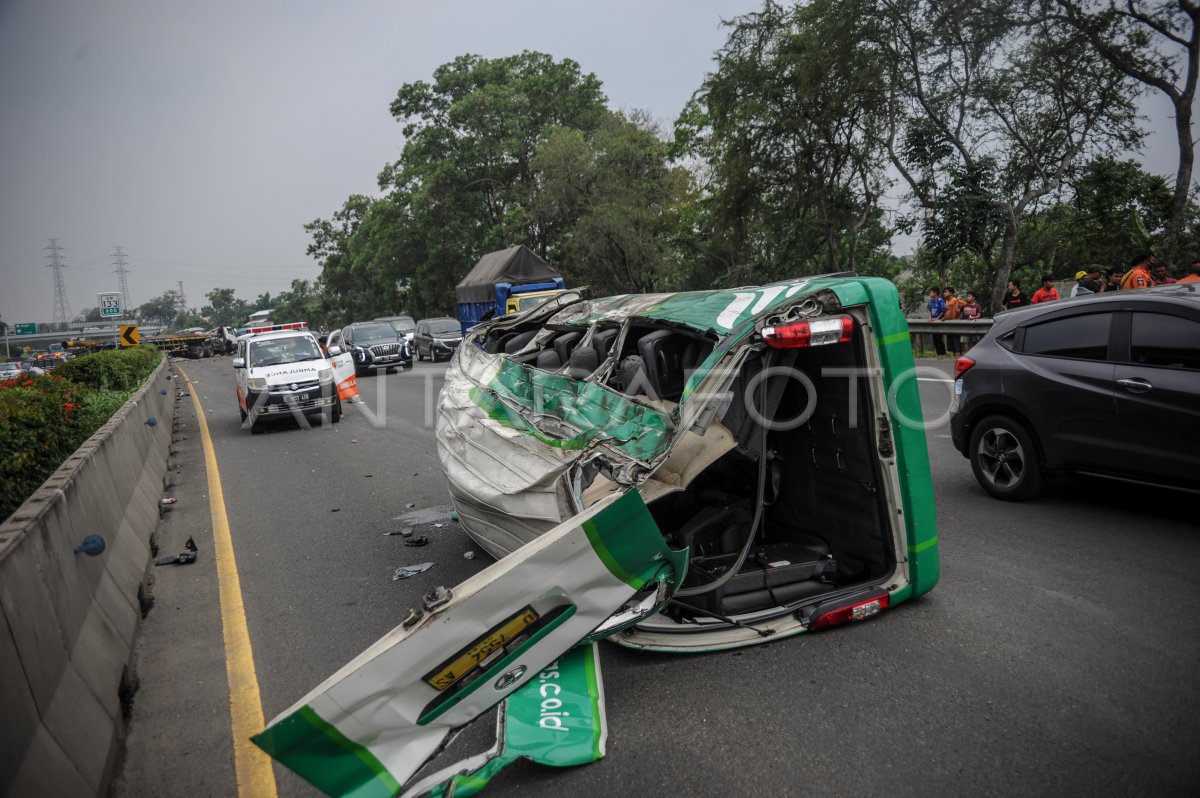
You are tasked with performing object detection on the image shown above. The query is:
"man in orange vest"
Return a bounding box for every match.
[1178,259,1200,283]
[1120,251,1157,291]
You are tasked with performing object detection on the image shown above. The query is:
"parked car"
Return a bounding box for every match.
[328,321,412,375]
[951,283,1200,500]
[0,361,24,380]
[414,317,463,362]
[375,315,416,345]
[252,277,942,797]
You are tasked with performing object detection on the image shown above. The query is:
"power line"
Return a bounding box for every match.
[113,246,132,312]
[45,238,71,326]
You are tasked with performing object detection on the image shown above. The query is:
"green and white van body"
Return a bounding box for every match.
[254,276,939,795]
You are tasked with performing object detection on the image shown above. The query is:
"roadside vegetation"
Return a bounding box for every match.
[0,346,162,521]
[153,1,1198,325]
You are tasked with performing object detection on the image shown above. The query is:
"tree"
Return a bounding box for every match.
[379,52,610,311]
[202,288,251,328]
[137,291,181,326]
[531,111,695,295]
[1042,0,1199,264]
[271,279,334,329]
[674,0,895,285]
[874,0,1140,311]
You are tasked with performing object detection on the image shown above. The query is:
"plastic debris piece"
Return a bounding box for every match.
[155,537,197,566]
[392,562,434,581]
[73,535,106,556]
[404,536,429,547]
[160,497,177,505]
[463,551,476,560]
[331,508,341,512]
[405,502,415,508]
[450,510,459,522]
[144,417,158,427]
[433,523,444,529]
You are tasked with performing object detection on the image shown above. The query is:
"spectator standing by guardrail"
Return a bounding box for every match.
[927,287,947,355]
[1001,280,1030,311]
[1121,251,1156,291]
[1031,275,1060,304]
[1071,267,1103,296]
[942,286,965,354]
[961,292,983,319]
[1179,260,1200,283]
[1102,268,1122,292]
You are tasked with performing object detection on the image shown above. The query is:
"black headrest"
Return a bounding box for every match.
[535,350,562,371]
[503,329,538,354]
[553,331,583,363]
[566,346,599,378]
[592,328,619,360]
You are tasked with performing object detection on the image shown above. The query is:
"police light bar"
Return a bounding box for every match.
[761,315,854,348]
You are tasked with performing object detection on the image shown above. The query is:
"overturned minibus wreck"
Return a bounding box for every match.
[253,276,939,797]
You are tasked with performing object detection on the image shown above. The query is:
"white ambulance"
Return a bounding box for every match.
[231,323,355,432]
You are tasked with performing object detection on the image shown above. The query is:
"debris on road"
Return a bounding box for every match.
[463,551,476,560]
[404,536,429,547]
[155,536,197,566]
[331,508,341,513]
[391,562,434,581]
[405,502,415,508]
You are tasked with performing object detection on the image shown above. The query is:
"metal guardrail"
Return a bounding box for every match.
[905,319,995,354]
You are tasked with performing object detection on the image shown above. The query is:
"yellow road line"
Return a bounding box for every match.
[177,366,278,798]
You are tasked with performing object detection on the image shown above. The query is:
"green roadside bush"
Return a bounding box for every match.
[54,346,161,391]
[0,346,163,521]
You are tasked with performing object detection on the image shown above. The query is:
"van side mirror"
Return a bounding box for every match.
[231,357,245,368]
[328,345,342,356]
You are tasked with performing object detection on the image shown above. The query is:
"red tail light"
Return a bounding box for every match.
[762,315,854,349]
[810,593,890,630]
[953,356,975,378]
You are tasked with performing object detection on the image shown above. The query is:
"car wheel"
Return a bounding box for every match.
[386,366,397,374]
[417,347,425,362]
[969,414,1044,501]
[331,397,342,424]
[249,418,265,435]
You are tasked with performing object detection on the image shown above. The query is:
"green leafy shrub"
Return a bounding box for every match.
[54,346,160,391]
[0,346,163,521]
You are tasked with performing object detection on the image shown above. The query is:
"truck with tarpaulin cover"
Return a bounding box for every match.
[455,244,567,336]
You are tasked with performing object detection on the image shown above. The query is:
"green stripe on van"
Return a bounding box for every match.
[251,705,401,798]
[582,490,664,589]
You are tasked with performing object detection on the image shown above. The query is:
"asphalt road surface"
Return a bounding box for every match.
[112,355,1200,797]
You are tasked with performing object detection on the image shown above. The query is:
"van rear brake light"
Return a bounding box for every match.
[810,593,890,630]
[762,316,854,348]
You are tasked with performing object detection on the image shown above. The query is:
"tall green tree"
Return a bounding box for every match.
[137,291,181,326]
[874,0,1140,311]
[201,287,251,327]
[1041,0,1198,264]
[675,0,894,285]
[531,111,695,295]
[379,51,610,312]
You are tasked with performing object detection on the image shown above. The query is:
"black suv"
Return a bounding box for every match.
[414,317,463,362]
[329,321,412,376]
[950,284,1200,500]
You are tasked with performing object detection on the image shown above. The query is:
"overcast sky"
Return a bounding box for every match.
[0,0,1188,327]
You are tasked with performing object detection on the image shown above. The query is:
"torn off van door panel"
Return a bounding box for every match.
[252,489,684,797]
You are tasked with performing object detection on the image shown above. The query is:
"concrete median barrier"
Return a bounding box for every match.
[0,357,174,796]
